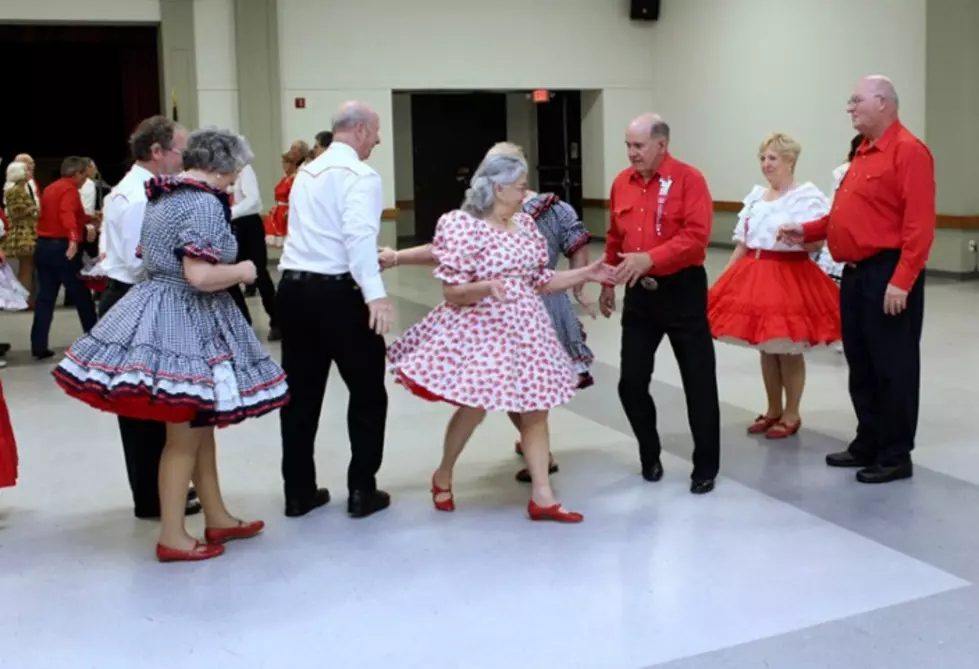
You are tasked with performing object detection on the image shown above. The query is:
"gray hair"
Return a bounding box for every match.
[461,154,527,218]
[5,161,26,183]
[332,102,375,132]
[866,74,899,110]
[651,120,670,139]
[182,126,254,174]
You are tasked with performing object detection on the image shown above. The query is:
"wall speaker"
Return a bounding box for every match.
[630,0,660,21]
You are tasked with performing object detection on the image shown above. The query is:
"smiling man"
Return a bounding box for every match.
[777,75,936,484]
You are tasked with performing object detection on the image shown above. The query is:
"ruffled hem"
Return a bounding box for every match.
[53,354,289,427]
[391,369,574,413]
[708,254,841,350]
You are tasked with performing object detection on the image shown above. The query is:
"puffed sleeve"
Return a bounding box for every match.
[431,210,482,284]
[786,182,830,224]
[174,196,238,265]
[554,201,590,256]
[734,186,765,243]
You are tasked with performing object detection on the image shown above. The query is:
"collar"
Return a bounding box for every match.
[629,153,675,184]
[130,164,155,183]
[860,120,902,154]
[329,141,360,161]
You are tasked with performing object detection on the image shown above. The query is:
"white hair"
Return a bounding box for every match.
[865,74,899,109]
[5,161,26,184]
[182,127,254,174]
[332,102,375,132]
[461,154,527,218]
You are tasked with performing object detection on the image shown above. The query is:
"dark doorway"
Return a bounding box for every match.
[535,91,583,216]
[0,24,161,188]
[411,93,508,241]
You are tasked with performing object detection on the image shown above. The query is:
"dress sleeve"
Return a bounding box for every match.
[786,183,831,223]
[734,186,764,243]
[554,201,590,257]
[432,211,482,284]
[174,196,238,265]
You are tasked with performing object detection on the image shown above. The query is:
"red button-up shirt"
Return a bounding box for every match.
[604,154,713,277]
[35,177,86,243]
[802,121,935,291]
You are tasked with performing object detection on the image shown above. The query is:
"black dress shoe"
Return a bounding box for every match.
[690,479,715,495]
[348,489,391,518]
[856,462,913,484]
[285,488,331,518]
[134,495,202,520]
[515,461,559,482]
[642,460,664,482]
[825,451,874,468]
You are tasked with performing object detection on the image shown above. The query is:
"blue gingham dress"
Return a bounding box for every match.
[523,193,594,376]
[52,177,289,427]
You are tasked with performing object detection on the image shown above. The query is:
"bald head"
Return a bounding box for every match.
[625,113,670,178]
[848,75,900,139]
[331,100,381,161]
[628,113,670,139]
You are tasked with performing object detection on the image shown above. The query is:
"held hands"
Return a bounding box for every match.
[378,247,398,271]
[884,284,908,315]
[584,259,616,285]
[776,224,805,246]
[237,260,258,285]
[367,297,394,335]
[613,252,653,287]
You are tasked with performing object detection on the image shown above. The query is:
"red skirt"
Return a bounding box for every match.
[0,380,18,489]
[708,250,841,354]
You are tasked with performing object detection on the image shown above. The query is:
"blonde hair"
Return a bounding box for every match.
[486,141,526,161]
[759,132,802,172]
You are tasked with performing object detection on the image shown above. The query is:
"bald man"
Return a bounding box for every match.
[277,101,393,519]
[779,75,935,484]
[600,113,720,494]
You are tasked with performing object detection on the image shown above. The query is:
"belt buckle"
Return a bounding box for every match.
[640,276,658,291]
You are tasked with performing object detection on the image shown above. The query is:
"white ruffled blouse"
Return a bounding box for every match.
[733,182,830,251]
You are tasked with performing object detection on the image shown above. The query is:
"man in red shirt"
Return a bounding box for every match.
[779,75,935,484]
[600,113,720,494]
[29,156,98,358]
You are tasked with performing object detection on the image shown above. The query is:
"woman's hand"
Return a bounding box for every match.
[378,247,398,270]
[573,284,598,319]
[485,279,509,302]
[584,260,616,285]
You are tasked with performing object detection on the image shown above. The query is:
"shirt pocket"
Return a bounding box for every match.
[613,204,637,230]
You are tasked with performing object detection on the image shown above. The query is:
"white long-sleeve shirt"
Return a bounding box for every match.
[231,164,262,219]
[97,164,155,284]
[279,141,386,302]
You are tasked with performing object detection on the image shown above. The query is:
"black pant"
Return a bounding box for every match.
[99,279,169,515]
[277,271,388,499]
[840,250,924,466]
[233,214,277,327]
[30,237,97,354]
[617,266,721,480]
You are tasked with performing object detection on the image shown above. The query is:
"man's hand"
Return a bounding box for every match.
[367,297,394,335]
[614,252,654,287]
[776,224,805,246]
[66,241,78,260]
[85,224,97,243]
[884,284,908,316]
[598,285,616,318]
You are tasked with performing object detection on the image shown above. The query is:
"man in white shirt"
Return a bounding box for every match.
[230,162,279,339]
[277,100,394,520]
[98,115,200,520]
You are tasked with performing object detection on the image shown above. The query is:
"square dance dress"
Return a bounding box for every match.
[387,210,579,413]
[52,177,289,426]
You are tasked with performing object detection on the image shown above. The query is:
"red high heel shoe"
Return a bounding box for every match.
[204,519,265,545]
[156,541,225,563]
[528,500,583,523]
[431,472,455,512]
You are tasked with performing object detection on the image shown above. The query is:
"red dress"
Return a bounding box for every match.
[0,380,18,489]
[387,210,579,413]
[708,183,841,354]
[263,174,294,241]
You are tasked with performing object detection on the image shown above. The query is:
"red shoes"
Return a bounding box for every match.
[431,472,455,512]
[747,415,802,439]
[528,500,584,523]
[204,520,265,544]
[156,519,265,562]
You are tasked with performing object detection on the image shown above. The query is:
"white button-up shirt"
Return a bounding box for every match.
[279,141,386,302]
[231,163,262,219]
[97,164,155,284]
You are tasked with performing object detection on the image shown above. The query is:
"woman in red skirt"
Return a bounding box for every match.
[0,380,18,491]
[708,132,841,438]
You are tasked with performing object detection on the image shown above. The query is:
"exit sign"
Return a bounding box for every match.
[531,89,550,103]
[294,97,306,109]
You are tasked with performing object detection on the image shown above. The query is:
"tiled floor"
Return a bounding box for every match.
[1,245,977,668]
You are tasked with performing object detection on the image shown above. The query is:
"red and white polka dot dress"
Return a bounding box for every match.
[387,210,578,413]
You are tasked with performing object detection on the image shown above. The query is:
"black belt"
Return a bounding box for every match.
[281,270,354,282]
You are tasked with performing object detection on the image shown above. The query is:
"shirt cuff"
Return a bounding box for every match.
[888,263,919,293]
[646,247,664,268]
[359,274,387,303]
